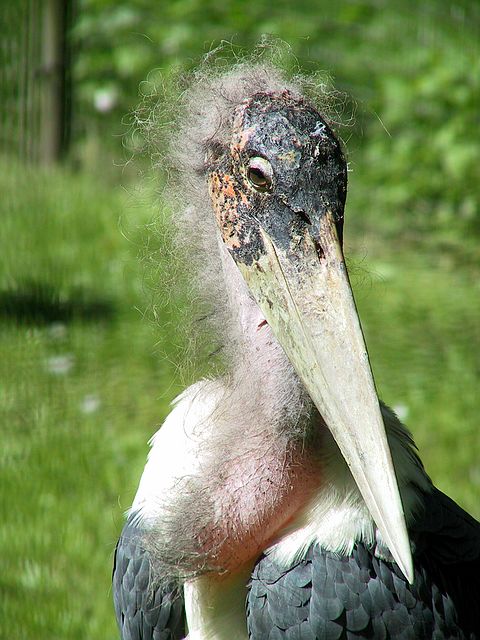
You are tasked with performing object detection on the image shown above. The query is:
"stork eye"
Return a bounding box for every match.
[247,157,273,192]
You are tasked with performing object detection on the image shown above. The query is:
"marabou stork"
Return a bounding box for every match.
[113,64,480,639]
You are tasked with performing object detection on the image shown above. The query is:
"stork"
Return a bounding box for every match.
[113,63,480,639]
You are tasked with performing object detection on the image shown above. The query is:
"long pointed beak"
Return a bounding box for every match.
[237,211,413,583]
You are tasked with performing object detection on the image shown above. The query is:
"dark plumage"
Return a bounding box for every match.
[114,491,480,639]
[248,488,480,639]
[113,520,185,640]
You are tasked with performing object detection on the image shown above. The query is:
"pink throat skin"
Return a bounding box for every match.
[194,243,324,574]
[197,435,323,573]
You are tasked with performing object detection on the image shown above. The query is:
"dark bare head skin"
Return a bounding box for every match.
[207,91,347,267]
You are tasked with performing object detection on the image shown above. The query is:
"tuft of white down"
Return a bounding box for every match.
[130,379,224,527]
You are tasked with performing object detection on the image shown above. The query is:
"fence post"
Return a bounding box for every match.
[39,0,69,164]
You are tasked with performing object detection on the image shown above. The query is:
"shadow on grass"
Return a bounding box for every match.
[0,280,115,324]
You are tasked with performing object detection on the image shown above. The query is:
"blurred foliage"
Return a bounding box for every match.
[73,0,479,242]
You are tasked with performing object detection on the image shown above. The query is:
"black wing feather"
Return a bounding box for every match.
[411,487,480,637]
[247,488,480,639]
[113,520,185,640]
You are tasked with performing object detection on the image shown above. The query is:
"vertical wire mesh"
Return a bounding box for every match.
[0,0,70,164]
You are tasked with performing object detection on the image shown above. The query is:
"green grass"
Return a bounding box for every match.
[1,160,479,638]
[0,162,182,638]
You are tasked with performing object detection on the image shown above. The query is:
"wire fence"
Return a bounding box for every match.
[0,0,71,164]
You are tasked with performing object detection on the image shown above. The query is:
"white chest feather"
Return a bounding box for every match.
[130,380,223,525]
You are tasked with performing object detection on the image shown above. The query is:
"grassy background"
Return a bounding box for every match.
[1,153,479,638]
[0,164,180,638]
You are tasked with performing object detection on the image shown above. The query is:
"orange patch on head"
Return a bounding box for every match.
[233,127,254,153]
[208,170,242,250]
[222,175,236,199]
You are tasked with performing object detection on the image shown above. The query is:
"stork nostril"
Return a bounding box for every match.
[313,238,325,261]
[297,210,312,226]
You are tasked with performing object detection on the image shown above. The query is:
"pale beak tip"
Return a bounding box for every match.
[380,519,414,585]
[399,547,415,585]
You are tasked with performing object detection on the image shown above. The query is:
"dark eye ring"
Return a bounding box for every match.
[247,157,273,192]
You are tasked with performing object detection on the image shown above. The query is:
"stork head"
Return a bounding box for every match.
[207,91,346,259]
[205,89,414,583]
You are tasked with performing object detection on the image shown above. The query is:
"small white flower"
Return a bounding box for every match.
[48,322,67,340]
[80,394,101,415]
[93,88,118,113]
[393,403,409,421]
[46,354,74,375]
